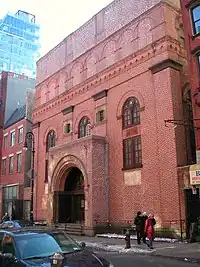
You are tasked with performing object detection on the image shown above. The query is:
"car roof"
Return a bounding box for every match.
[0,228,66,237]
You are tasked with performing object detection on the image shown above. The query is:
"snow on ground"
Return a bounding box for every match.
[96,233,178,243]
[85,242,153,254]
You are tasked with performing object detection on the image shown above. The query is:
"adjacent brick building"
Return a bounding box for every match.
[0,78,35,220]
[179,0,200,235]
[33,0,192,235]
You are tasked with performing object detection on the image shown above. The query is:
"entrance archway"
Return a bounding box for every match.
[56,167,85,223]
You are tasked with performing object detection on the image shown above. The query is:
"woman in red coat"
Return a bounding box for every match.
[144,214,155,249]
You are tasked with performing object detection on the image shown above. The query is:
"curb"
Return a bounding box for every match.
[95,234,182,244]
[150,254,200,264]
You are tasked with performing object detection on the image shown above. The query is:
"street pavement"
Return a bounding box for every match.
[96,252,200,267]
[73,235,200,264]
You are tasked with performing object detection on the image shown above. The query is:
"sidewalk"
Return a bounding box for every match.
[73,235,200,263]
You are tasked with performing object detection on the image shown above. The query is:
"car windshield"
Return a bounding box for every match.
[15,232,81,260]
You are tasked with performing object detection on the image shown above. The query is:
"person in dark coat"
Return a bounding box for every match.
[134,211,142,244]
[141,212,148,243]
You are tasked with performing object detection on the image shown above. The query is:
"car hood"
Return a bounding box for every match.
[23,250,107,267]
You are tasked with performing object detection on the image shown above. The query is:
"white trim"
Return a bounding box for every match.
[16,151,22,155]
[3,133,8,137]
[18,125,23,129]
[10,129,15,133]
[2,157,7,160]
[9,154,14,157]
[3,183,19,188]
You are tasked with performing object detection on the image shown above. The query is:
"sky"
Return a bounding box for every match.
[0,0,113,57]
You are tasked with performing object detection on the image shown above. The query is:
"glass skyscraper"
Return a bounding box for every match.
[0,10,40,78]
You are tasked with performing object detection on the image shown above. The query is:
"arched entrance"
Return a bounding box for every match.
[56,167,85,223]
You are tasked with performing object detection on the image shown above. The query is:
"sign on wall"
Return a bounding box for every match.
[190,165,200,185]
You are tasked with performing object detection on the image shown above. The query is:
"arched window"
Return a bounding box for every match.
[122,97,140,128]
[78,117,91,138]
[46,130,56,152]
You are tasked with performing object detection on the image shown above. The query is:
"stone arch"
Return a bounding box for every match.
[51,154,88,192]
[43,126,58,146]
[118,29,135,46]
[116,90,145,119]
[84,52,99,79]
[101,39,116,58]
[47,77,57,100]
[138,17,153,48]
[56,70,68,94]
[40,84,48,105]
[74,110,94,135]
[70,61,84,87]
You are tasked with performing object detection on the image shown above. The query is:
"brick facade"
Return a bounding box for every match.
[180,0,200,152]
[33,0,189,232]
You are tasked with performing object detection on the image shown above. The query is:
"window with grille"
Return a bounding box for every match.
[123,136,142,170]
[46,130,56,152]
[96,110,105,123]
[78,117,91,138]
[122,97,140,128]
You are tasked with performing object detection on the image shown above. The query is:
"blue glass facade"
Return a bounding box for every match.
[0,10,40,78]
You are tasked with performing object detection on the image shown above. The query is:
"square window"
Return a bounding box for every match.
[96,110,105,123]
[64,123,71,134]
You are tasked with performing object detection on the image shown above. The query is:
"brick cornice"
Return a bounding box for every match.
[149,59,183,74]
[61,106,74,115]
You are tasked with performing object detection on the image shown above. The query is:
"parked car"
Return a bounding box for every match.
[0,229,114,266]
[0,220,35,229]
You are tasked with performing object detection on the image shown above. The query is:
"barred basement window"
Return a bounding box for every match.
[96,110,105,123]
[123,136,142,170]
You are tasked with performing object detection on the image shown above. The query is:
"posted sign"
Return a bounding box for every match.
[190,165,200,185]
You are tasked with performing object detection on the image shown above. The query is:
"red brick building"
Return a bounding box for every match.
[33,0,191,235]
[0,89,35,220]
[179,0,200,234]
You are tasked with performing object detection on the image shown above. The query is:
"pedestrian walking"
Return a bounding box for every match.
[144,213,155,249]
[134,211,142,244]
[1,212,9,223]
[141,212,148,243]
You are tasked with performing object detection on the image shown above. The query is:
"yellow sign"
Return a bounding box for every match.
[189,165,200,185]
